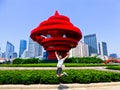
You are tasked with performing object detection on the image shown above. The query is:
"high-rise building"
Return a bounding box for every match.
[98,42,108,56]
[43,51,48,60]
[70,41,89,57]
[28,38,34,58]
[21,50,29,58]
[0,47,2,58]
[84,34,98,56]
[109,53,117,58]
[19,40,27,57]
[28,37,42,58]
[35,42,42,57]
[5,41,15,59]
[13,52,17,58]
[2,52,5,58]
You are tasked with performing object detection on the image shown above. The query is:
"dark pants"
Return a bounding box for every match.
[56,67,62,75]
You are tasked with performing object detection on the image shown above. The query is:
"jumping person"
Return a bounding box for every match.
[55,51,70,77]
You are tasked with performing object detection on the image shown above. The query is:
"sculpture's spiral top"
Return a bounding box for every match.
[30,11,82,59]
[31,11,82,41]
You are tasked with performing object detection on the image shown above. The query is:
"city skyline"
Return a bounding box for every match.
[0,34,114,58]
[0,0,120,57]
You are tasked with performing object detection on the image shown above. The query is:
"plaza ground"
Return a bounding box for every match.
[0,82,120,90]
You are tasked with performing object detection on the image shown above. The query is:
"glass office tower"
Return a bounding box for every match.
[28,37,42,58]
[5,41,15,59]
[98,42,108,56]
[84,34,98,56]
[19,40,27,57]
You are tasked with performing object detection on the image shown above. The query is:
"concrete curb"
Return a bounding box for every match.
[0,82,120,90]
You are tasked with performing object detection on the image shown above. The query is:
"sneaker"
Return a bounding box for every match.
[63,72,68,76]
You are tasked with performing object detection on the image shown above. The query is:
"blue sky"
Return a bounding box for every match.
[0,0,120,57]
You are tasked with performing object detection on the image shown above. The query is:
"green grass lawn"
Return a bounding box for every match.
[106,65,120,70]
[0,63,119,67]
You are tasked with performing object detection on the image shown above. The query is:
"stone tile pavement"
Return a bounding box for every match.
[0,82,120,90]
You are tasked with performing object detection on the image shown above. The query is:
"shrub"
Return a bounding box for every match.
[12,58,24,64]
[65,57,103,63]
[12,57,103,64]
[13,58,41,64]
[0,70,120,84]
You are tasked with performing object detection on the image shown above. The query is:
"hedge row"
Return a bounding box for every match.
[0,70,120,84]
[65,63,118,67]
[12,58,43,64]
[106,66,120,70]
[12,57,103,64]
[65,57,103,63]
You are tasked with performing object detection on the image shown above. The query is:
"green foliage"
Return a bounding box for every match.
[106,66,120,70]
[65,63,118,67]
[12,57,103,64]
[13,58,42,64]
[0,63,57,67]
[65,57,103,63]
[0,70,120,84]
[11,57,104,64]
[0,63,118,67]
[12,58,24,64]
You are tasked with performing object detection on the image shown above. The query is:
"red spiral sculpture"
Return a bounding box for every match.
[30,11,82,60]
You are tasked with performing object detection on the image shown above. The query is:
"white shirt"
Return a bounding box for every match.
[56,54,65,67]
[57,58,65,67]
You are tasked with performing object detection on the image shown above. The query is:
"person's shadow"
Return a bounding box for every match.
[58,84,69,90]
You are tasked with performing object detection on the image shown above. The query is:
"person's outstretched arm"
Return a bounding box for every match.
[55,51,59,60]
[63,52,70,60]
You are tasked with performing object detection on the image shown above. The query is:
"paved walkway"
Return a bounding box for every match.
[0,82,120,90]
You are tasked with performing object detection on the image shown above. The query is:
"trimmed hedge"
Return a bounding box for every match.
[12,58,43,64]
[12,57,103,64]
[65,57,103,63]
[0,70,120,84]
[106,66,120,70]
[65,63,119,67]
